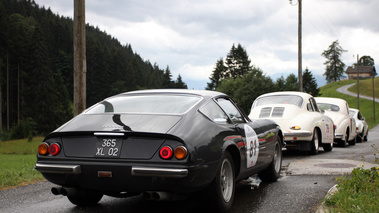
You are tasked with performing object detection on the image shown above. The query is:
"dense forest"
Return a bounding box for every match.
[0,0,187,138]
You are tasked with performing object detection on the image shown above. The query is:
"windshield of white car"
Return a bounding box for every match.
[85,95,202,114]
[317,103,340,112]
[253,95,303,108]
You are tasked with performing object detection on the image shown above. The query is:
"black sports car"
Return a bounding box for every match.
[35,89,283,212]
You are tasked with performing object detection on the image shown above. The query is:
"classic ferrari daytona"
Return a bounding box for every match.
[35,89,283,212]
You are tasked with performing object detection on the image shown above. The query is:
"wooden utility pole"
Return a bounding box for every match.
[298,0,303,92]
[73,0,86,116]
[357,54,360,110]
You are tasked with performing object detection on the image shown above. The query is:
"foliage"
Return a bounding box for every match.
[225,44,252,80]
[303,67,320,96]
[321,40,347,83]
[0,0,187,136]
[9,118,36,140]
[207,44,252,89]
[324,167,379,213]
[355,55,375,66]
[216,68,275,114]
[206,58,226,90]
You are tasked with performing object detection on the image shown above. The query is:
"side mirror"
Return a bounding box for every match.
[362,117,365,121]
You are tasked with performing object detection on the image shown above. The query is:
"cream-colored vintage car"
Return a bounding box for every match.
[315,97,357,146]
[249,91,334,154]
[350,108,368,142]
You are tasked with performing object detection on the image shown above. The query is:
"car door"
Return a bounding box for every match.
[309,97,333,143]
[215,97,266,172]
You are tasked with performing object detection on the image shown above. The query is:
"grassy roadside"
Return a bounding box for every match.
[319,78,379,212]
[0,137,45,190]
[319,78,379,129]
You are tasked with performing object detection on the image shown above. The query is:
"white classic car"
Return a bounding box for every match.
[349,108,368,142]
[249,91,334,154]
[315,97,357,146]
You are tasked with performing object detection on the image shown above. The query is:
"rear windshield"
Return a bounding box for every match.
[253,95,303,108]
[85,95,202,114]
[317,103,340,112]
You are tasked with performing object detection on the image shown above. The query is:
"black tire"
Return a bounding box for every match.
[322,141,333,152]
[357,133,363,142]
[310,130,320,155]
[259,139,282,182]
[340,130,349,147]
[67,193,103,206]
[205,151,235,213]
[349,136,356,146]
[364,132,368,142]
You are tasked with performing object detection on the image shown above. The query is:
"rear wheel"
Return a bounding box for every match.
[340,130,349,147]
[349,136,356,146]
[322,141,333,152]
[310,130,320,155]
[67,193,103,206]
[364,132,368,142]
[205,151,235,213]
[259,139,282,182]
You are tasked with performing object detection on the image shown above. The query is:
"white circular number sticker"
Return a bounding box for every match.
[244,124,259,168]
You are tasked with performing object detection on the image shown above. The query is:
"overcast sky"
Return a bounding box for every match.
[35,0,379,89]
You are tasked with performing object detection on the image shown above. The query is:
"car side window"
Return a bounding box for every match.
[199,100,231,124]
[216,98,246,124]
[309,98,320,112]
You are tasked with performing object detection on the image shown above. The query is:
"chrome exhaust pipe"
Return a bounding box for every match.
[61,187,78,196]
[51,187,63,195]
[152,191,172,201]
[142,191,152,199]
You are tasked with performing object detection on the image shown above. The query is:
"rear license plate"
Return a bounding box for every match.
[95,138,122,158]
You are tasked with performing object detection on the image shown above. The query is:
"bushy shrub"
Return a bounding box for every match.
[9,118,37,141]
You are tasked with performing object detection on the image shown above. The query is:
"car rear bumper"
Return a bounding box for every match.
[35,163,188,178]
[283,131,312,142]
[34,161,215,194]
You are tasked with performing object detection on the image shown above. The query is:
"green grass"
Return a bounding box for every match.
[324,167,379,213]
[0,137,45,190]
[319,79,379,129]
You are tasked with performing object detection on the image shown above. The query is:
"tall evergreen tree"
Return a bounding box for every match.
[321,40,347,83]
[206,58,226,90]
[225,43,251,79]
[174,74,187,89]
[302,67,320,97]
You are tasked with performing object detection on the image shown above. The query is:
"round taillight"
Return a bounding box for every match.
[48,143,61,156]
[174,146,187,160]
[159,146,173,159]
[38,143,49,156]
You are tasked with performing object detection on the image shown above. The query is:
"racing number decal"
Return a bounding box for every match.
[244,124,259,168]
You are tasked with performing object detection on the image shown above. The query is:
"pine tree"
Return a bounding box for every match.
[206,58,226,90]
[303,67,320,97]
[321,40,347,83]
[225,44,251,79]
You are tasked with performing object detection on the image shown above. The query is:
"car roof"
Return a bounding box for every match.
[119,89,227,99]
[314,97,347,105]
[256,91,313,99]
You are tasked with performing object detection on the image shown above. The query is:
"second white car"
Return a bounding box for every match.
[249,91,334,154]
